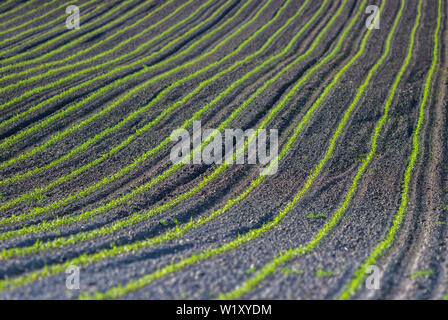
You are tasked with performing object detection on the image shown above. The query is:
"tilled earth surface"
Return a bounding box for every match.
[0,0,446,299]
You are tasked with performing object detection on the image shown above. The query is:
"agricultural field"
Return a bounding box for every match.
[0,0,446,300]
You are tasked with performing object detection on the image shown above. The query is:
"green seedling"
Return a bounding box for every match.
[411,269,433,279]
[246,266,256,275]
[281,267,303,275]
[316,269,333,277]
[354,153,368,162]
[307,212,326,219]
[339,0,439,299]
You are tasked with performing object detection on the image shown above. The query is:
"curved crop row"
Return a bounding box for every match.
[0,0,343,252]
[0,0,323,229]
[0,0,225,153]
[0,0,72,37]
[0,0,278,190]
[0,0,158,84]
[76,0,400,300]
[0,0,151,126]
[0,0,355,272]
[0,0,268,194]
[0,0,160,116]
[0,0,356,289]
[0,0,16,18]
[218,0,425,300]
[0,0,44,29]
[337,0,441,300]
[0,0,146,67]
[0,0,128,57]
